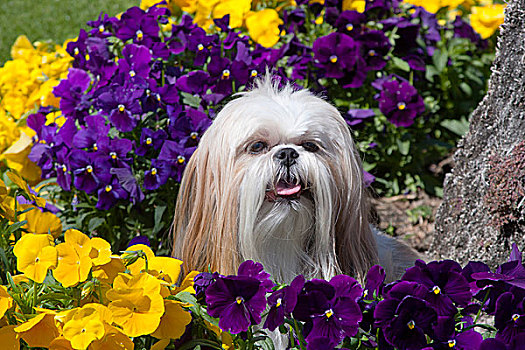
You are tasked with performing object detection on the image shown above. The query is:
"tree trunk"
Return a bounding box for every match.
[431,0,525,267]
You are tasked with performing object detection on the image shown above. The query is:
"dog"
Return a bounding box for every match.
[172,76,419,283]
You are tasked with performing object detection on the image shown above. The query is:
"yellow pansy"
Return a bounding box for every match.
[53,229,94,287]
[0,286,13,319]
[205,319,233,349]
[140,0,167,9]
[151,299,192,340]
[0,113,20,155]
[63,308,105,350]
[1,133,41,184]
[53,243,92,287]
[404,0,464,13]
[13,233,57,283]
[123,243,155,274]
[6,171,46,208]
[89,323,134,350]
[90,237,112,266]
[48,336,74,350]
[0,325,19,350]
[172,270,199,295]
[107,273,165,337]
[245,9,284,48]
[148,256,183,284]
[192,0,220,30]
[92,257,126,285]
[0,179,15,220]
[470,4,506,39]
[343,0,366,12]
[21,207,62,238]
[213,0,252,28]
[14,310,60,348]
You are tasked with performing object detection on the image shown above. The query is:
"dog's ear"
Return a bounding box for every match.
[331,118,378,281]
[172,137,241,276]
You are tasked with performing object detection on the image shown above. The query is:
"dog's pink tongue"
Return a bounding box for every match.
[276,183,302,196]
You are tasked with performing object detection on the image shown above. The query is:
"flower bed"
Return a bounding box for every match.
[1,176,524,349]
[0,0,511,349]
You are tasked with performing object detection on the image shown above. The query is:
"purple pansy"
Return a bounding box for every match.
[358,30,391,70]
[97,84,144,132]
[116,7,160,46]
[96,179,128,210]
[294,276,363,346]
[157,140,196,182]
[376,79,425,127]
[401,259,472,316]
[264,275,305,331]
[69,150,112,193]
[53,68,92,122]
[313,32,362,80]
[143,159,171,190]
[205,274,267,334]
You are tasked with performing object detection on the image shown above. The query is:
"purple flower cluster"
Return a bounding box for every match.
[27,1,489,206]
[28,5,275,209]
[198,244,525,350]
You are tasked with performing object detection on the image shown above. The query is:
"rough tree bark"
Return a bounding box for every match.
[431,0,525,266]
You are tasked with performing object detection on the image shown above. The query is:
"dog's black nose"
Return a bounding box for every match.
[274,147,299,167]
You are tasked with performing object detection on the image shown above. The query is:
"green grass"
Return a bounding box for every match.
[0,0,139,65]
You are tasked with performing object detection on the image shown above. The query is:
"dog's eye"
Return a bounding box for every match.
[302,142,319,152]
[248,141,267,154]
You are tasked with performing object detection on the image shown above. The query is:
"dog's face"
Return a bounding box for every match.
[173,78,377,282]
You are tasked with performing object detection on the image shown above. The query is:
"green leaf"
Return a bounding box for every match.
[152,205,167,235]
[440,117,469,136]
[459,82,472,96]
[181,92,202,108]
[175,291,198,307]
[8,220,28,233]
[432,49,448,72]
[425,65,438,82]
[396,139,410,155]
[88,217,105,232]
[391,56,410,72]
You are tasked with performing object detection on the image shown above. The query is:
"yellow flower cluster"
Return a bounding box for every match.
[141,0,284,47]
[1,228,195,349]
[470,3,505,38]
[0,36,71,184]
[403,0,505,39]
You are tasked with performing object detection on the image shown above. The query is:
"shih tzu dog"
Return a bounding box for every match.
[172,76,419,283]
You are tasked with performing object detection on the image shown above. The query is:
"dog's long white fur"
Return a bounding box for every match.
[172,76,419,283]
